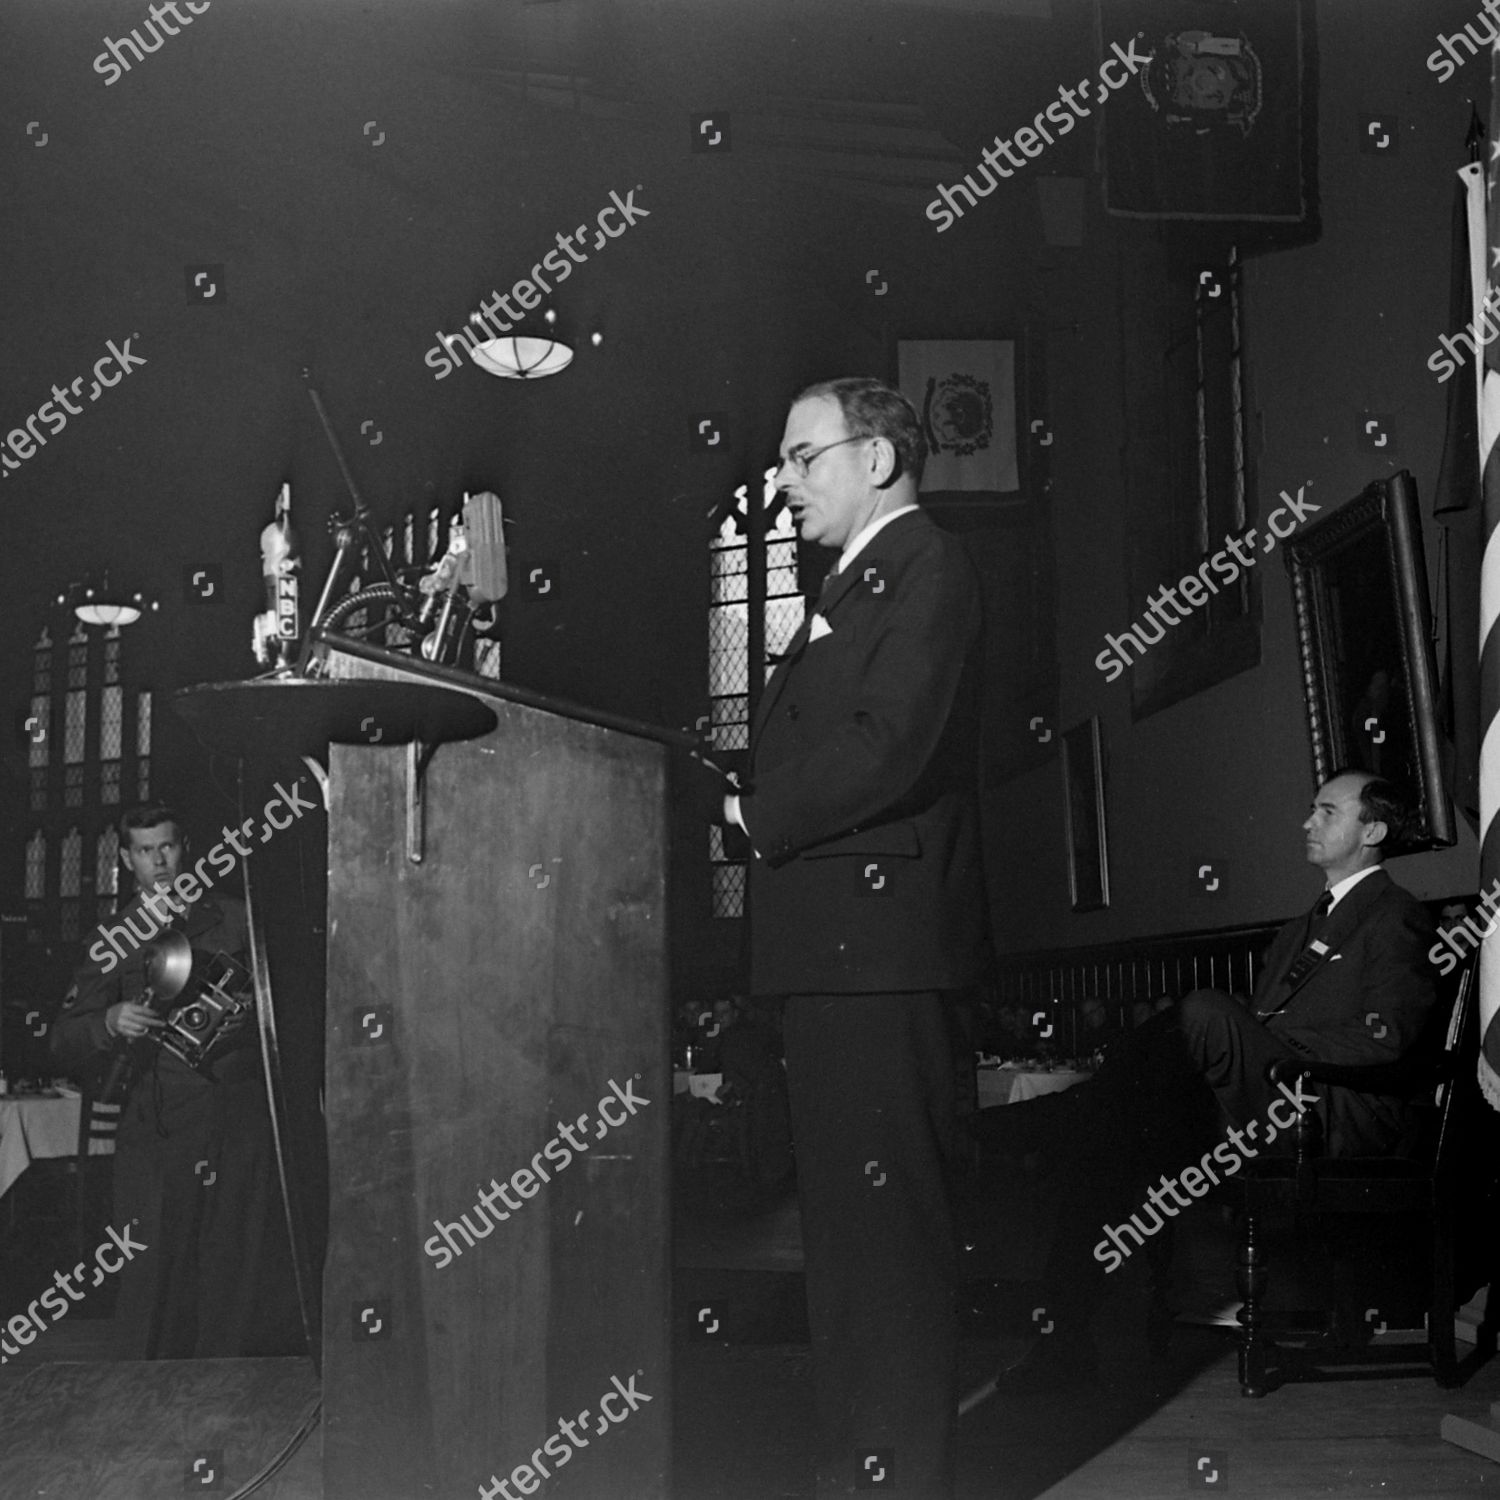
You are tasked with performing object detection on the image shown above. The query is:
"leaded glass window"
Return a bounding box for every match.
[96,827,119,897]
[24,832,45,900]
[59,828,82,897]
[64,690,86,764]
[27,696,49,769]
[100,685,123,762]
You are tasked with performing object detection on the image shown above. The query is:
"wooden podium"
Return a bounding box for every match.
[319,644,672,1499]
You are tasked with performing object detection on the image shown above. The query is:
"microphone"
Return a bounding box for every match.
[458,490,508,604]
[253,483,301,668]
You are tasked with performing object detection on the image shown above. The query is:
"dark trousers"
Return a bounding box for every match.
[113,1059,299,1359]
[784,991,960,1500]
[980,991,1301,1329]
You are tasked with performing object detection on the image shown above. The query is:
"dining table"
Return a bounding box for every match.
[975,1060,1094,1110]
[0,1090,83,1203]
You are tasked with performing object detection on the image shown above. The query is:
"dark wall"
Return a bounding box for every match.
[988,0,1482,952]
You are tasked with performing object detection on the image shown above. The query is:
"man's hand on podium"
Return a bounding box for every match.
[679,746,754,859]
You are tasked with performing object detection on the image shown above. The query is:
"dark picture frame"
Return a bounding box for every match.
[1283,470,1455,851]
[1061,716,1110,912]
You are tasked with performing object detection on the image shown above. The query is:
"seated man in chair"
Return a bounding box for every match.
[980,770,1439,1389]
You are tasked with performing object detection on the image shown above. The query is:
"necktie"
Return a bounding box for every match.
[1282,892,1334,990]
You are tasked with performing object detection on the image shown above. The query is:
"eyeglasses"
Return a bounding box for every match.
[779,435,869,479]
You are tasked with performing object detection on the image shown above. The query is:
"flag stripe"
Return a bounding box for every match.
[1478,53,1500,1105]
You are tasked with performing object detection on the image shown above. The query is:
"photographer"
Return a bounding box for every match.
[49,802,299,1358]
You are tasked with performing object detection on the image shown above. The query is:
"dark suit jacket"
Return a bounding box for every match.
[740,507,990,995]
[1251,867,1438,1155]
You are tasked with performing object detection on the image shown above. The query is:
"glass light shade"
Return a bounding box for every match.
[469,335,574,379]
[76,599,141,627]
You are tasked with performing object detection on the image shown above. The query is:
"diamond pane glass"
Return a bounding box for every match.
[96,827,119,895]
[766,540,799,598]
[475,639,502,680]
[65,765,84,807]
[711,544,748,606]
[101,761,121,805]
[709,602,748,697]
[137,691,152,755]
[711,696,748,752]
[33,625,53,695]
[138,756,150,801]
[24,831,45,900]
[711,863,746,919]
[68,642,88,690]
[60,828,82,897]
[100,685,123,761]
[28,695,49,768]
[30,768,47,812]
[104,635,121,685]
[765,595,805,660]
[65,691,86,764]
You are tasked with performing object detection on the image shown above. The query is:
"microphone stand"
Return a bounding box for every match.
[298,379,377,675]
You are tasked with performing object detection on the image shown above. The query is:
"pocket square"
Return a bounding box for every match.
[807,613,833,641]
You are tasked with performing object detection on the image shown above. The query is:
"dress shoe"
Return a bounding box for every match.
[991,1329,1099,1394]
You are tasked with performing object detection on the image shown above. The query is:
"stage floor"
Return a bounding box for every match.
[1,1163,1494,1498]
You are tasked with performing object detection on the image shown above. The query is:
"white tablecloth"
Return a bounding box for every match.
[672,1070,724,1103]
[976,1067,1091,1110]
[0,1094,81,1201]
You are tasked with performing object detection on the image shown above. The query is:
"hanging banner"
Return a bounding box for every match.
[898,339,1019,494]
[1101,0,1313,223]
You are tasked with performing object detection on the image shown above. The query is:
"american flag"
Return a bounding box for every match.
[1477,49,1500,1108]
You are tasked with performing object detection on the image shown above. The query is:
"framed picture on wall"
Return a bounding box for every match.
[1283,470,1455,851]
[1061,716,1110,912]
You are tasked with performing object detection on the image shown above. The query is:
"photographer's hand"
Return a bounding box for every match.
[106,1001,164,1040]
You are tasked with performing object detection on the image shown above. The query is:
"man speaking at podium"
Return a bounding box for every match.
[722,378,989,1497]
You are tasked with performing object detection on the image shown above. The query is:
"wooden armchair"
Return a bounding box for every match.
[1234,955,1497,1396]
